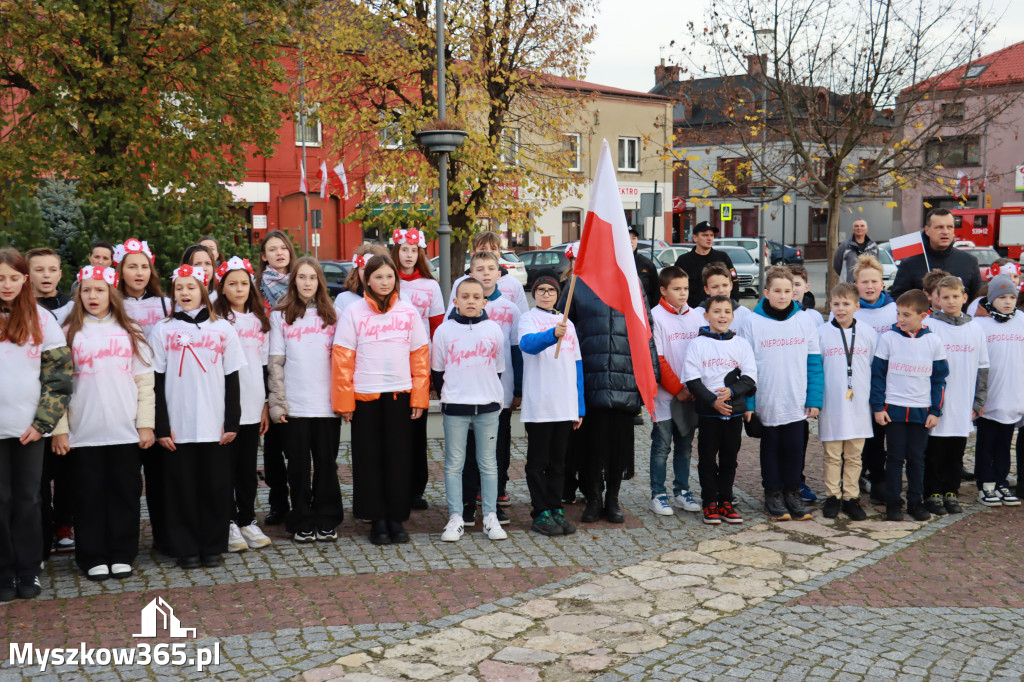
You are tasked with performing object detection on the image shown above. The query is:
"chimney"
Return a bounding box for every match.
[655,59,681,88]
[746,54,766,77]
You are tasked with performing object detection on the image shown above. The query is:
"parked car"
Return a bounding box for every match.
[652,246,691,270]
[877,245,897,290]
[319,260,353,298]
[517,249,571,287]
[957,246,1004,281]
[715,245,759,298]
[766,240,803,265]
[715,237,771,265]
[429,250,528,285]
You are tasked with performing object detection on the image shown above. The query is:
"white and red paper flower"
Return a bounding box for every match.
[76,265,119,288]
[215,256,256,282]
[112,238,155,265]
[172,263,207,286]
[352,253,370,269]
[392,228,427,248]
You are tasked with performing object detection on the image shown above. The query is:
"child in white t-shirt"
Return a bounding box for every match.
[698,263,751,330]
[518,275,582,537]
[817,283,875,521]
[447,231,529,313]
[923,276,989,515]
[790,263,824,506]
[335,244,390,314]
[431,277,508,542]
[648,266,703,516]
[870,290,948,522]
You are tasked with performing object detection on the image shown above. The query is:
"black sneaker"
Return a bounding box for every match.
[293,530,317,543]
[907,502,931,522]
[763,490,791,521]
[603,499,624,524]
[264,508,287,525]
[923,494,947,516]
[16,576,40,600]
[885,503,904,521]
[531,511,562,537]
[943,493,963,514]
[841,498,867,521]
[316,528,338,542]
[201,554,222,568]
[822,496,841,519]
[410,496,428,511]
[0,578,15,602]
[783,488,812,520]
[552,509,576,535]
[495,507,511,525]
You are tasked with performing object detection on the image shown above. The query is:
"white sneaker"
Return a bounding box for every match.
[997,486,1021,506]
[110,563,132,579]
[978,484,1002,506]
[441,515,465,542]
[673,490,702,512]
[239,521,273,548]
[227,522,247,552]
[86,565,109,580]
[648,495,674,516]
[483,513,508,540]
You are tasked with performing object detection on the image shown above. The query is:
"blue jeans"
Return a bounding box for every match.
[649,419,694,497]
[443,410,500,517]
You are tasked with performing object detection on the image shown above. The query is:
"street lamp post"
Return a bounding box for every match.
[754,28,774,293]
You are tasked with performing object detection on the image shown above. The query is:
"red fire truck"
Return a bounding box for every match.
[951,206,1024,259]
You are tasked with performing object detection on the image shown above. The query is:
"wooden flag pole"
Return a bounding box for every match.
[554,274,577,358]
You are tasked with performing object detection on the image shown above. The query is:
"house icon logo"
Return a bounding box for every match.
[133,597,197,639]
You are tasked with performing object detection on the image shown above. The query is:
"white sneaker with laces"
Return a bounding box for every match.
[997,486,1021,506]
[240,521,273,548]
[483,513,508,540]
[648,495,674,516]
[227,522,247,552]
[978,484,1002,506]
[672,490,702,512]
[441,515,465,542]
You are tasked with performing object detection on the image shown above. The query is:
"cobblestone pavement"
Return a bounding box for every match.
[2,421,1021,680]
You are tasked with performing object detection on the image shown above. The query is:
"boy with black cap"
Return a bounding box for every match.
[674,221,737,310]
[518,276,583,536]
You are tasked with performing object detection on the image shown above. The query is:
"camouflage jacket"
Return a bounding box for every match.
[33,345,72,434]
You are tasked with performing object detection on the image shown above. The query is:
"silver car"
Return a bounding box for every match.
[715,245,759,298]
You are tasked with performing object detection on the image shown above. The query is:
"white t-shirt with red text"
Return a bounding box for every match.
[228,311,269,426]
[0,307,67,439]
[123,295,170,338]
[431,318,506,407]
[334,298,428,394]
[334,291,361,315]
[517,308,581,423]
[975,314,1024,424]
[651,303,704,423]
[399,276,444,340]
[927,316,989,436]
[269,308,337,418]
[481,295,520,408]
[817,320,877,442]
[149,312,245,443]
[448,274,530,314]
[873,328,947,410]
[682,334,758,399]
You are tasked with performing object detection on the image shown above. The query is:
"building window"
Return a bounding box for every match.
[310,209,322,230]
[715,157,751,197]
[562,210,582,242]
[809,208,829,243]
[673,160,689,198]
[295,105,322,147]
[500,128,520,165]
[964,63,988,79]
[564,133,581,172]
[924,135,980,167]
[618,137,639,172]
[940,102,965,121]
[380,112,404,150]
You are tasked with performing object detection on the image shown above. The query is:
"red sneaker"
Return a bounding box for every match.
[717,500,743,524]
[702,503,721,525]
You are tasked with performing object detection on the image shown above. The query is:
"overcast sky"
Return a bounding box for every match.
[584,0,1024,93]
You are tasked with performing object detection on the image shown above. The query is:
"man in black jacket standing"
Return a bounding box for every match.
[891,208,981,304]
[630,228,661,306]
[674,221,737,310]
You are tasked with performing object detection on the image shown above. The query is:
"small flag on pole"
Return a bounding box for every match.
[318,161,329,200]
[299,161,308,195]
[890,231,925,261]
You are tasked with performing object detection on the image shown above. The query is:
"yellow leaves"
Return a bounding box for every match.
[782,195,792,204]
[857,206,864,212]
[923,202,933,209]
[934,165,944,170]
[686,155,700,162]
[886,201,898,208]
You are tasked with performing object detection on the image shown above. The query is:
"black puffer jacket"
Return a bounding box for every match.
[890,232,982,302]
[558,278,660,412]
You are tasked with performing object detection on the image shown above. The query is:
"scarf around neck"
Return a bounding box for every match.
[260,266,289,307]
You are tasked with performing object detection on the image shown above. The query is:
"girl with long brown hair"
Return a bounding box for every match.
[51,265,154,581]
[335,243,389,314]
[114,239,170,338]
[0,248,72,600]
[268,257,343,542]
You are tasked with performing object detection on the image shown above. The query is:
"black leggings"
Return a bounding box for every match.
[229,423,260,526]
[0,438,44,579]
[262,421,289,513]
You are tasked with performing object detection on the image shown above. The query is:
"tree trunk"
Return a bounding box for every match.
[449,211,470,289]
[825,193,842,298]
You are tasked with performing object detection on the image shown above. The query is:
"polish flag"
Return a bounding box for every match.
[890,231,925,261]
[299,161,308,195]
[573,140,658,416]
[318,161,350,200]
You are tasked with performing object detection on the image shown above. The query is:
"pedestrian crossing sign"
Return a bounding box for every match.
[721,204,732,221]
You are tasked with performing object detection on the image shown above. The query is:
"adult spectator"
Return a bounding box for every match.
[833,219,879,283]
[891,208,981,303]
[629,228,661,306]
[674,221,737,310]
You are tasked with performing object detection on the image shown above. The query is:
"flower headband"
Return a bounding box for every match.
[990,261,1021,278]
[112,238,155,265]
[392,228,427,248]
[215,256,256,283]
[352,253,370,268]
[172,263,208,286]
[565,242,580,259]
[77,266,119,288]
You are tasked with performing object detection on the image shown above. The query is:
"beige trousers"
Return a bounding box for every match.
[822,438,865,499]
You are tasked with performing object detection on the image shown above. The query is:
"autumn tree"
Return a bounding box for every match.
[308,0,597,283]
[671,0,1017,292]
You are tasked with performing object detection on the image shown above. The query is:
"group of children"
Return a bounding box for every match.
[648,249,1023,527]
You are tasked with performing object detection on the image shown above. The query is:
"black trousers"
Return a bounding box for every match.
[410,409,429,499]
[70,443,141,571]
[284,417,343,533]
[162,442,231,559]
[885,421,928,504]
[562,425,586,501]
[229,423,260,526]
[463,408,512,506]
[352,394,414,522]
[1017,427,1024,494]
[924,435,967,496]
[800,420,810,483]
[141,447,167,552]
[697,416,743,504]
[40,438,74,559]
[263,421,289,513]
[0,438,43,579]
[581,407,634,503]
[760,420,805,492]
[862,420,887,491]
[975,418,1015,487]
[525,421,571,517]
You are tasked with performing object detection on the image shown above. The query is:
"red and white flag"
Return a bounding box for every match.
[890,231,925,261]
[573,140,658,416]
[318,160,350,200]
[299,161,308,196]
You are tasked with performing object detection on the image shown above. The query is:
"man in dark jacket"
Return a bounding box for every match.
[558,278,660,524]
[674,221,737,310]
[891,208,981,304]
[629,228,661,306]
[832,219,879,283]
